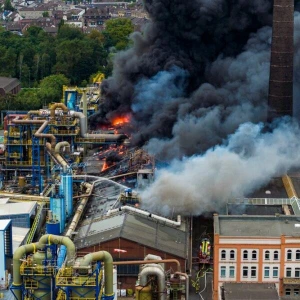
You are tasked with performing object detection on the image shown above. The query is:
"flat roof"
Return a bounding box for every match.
[223,283,279,299]
[246,177,287,198]
[0,202,37,217]
[215,215,300,237]
[12,226,30,252]
[227,204,288,215]
[0,219,11,230]
[0,198,9,204]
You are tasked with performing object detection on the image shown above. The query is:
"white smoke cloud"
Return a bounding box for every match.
[140,119,300,216]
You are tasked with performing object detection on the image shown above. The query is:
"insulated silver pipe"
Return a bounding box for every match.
[107,206,182,227]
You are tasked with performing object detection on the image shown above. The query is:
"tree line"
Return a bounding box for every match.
[0,18,134,112]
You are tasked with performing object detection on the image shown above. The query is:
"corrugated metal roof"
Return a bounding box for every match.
[75,213,187,258]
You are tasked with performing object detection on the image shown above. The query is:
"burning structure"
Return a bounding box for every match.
[90,0,300,217]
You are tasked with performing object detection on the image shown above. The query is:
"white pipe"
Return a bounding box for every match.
[107,206,181,227]
[139,265,166,300]
[175,272,189,300]
[72,111,127,141]
[144,254,164,270]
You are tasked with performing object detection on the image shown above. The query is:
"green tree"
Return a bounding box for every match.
[57,25,84,40]
[103,18,134,50]
[38,74,70,106]
[4,0,14,11]
[42,11,49,17]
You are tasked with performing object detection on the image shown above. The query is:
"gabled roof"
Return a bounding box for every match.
[0,77,20,92]
[75,213,188,258]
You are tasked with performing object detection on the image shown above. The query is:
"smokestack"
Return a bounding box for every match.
[267,0,294,121]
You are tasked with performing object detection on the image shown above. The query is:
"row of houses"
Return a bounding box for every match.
[1,0,148,35]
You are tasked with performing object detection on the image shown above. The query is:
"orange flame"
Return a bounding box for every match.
[101,161,108,172]
[112,116,129,126]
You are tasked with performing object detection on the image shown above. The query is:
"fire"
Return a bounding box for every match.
[112,116,129,126]
[101,160,108,172]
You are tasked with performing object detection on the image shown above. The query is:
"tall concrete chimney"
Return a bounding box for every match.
[267,0,294,121]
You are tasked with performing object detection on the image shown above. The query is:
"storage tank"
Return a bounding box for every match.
[18,176,26,188]
[135,285,152,300]
[60,174,73,217]
[113,267,118,300]
[46,220,60,235]
[31,250,52,300]
[50,197,65,233]
[71,276,95,298]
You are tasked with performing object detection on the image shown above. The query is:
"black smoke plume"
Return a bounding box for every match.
[90,0,274,160]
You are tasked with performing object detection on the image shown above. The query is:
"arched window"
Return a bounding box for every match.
[221,250,226,260]
[265,250,270,260]
[296,250,300,260]
[252,250,257,260]
[287,249,292,260]
[274,250,279,260]
[230,250,235,260]
[243,250,248,260]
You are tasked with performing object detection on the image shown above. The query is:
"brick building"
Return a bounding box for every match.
[75,212,189,289]
[213,214,300,299]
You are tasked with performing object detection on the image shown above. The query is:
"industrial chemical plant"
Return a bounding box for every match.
[2,0,300,300]
[0,83,191,300]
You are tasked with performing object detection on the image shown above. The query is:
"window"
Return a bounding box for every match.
[251,266,257,278]
[265,250,270,260]
[243,266,248,278]
[220,266,226,278]
[296,250,300,260]
[252,250,257,260]
[286,267,292,277]
[273,267,278,278]
[287,249,292,260]
[229,266,235,278]
[296,268,300,278]
[221,250,226,260]
[264,266,270,278]
[243,250,248,260]
[230,250,235,260]
[295,289,300,296]
[273,251,279,260]
[285,288,291,296]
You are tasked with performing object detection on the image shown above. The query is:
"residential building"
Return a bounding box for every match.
[0,77,21,96]
[213,214,300,299]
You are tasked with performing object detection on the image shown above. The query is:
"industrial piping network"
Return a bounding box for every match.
[12,234,76,299]
[12,234,115,300]
[12,103,127,144]
[107,206,182,227]
[113,258,189,300]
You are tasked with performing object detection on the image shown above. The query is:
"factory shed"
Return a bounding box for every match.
[75,213,189,289]
[222,283,279,299]
[0,202,37,227]
[0,77,21,96]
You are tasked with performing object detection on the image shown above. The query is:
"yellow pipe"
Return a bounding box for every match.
[50,103,68,119]
[80,251,114,296]
[65,182,93,237]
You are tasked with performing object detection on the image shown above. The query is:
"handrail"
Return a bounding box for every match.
[25,203,45,244]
